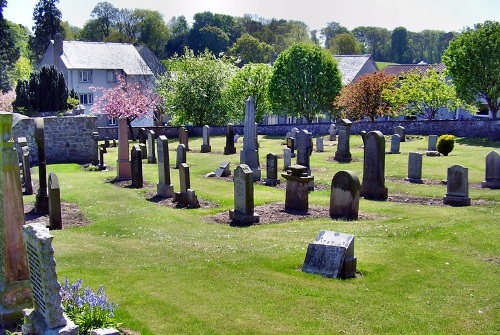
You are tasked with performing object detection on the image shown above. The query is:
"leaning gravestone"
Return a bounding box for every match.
[0,112,32,327]
[34,118,49,214]
[329,124,337,141]
[405,152,423,183]
[360,131,388,200]
[481,150,500,189]
[426,135,440,156]
[147,130,156,164]
[201,125,211,153]
[389,134,401,154]
[215,161,231,177]
[443,165,471,206]
[302,230,357,279]
[224,123,237,155]
[282,165,314,212]
[240,97,260,181]
[329,170,360,221]
[229,164,259,224]
[156,135,174,198]
[173,163,200,208]
[22,222,78,335]
[117,116,131,179]
[175,144,186,169]
[394,125,405,142]
[264,153,279,186]
[131,145,143,188]
[48,172,62,230]
[334,119,352,162]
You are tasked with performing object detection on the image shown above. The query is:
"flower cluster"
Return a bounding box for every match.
[0,90,15,112]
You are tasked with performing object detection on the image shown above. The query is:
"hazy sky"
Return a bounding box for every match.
[4,0,499,33]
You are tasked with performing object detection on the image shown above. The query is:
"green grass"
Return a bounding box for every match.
[31,135,499,335]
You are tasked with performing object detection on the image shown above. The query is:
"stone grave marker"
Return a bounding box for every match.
[34,118,49,214]
[286,137,295,158]
[481,150,500,189]
[290,127,299,149]
[175,144,186,169]
[329,170,360,221]
[92,131,99,165]
[234,134,239,143]
[334,119,352,162]
[138,127,147,144]
[229,164,259,224]
[48,172,62,230]
[15,136,28,163]
[443,165,471,206]
[405,152,423,183]
[426,135,440,156]
[389,134,401,154]
[147,129,157,164]
[117,116,131,179]
[283,148,292,171]
[329,123,337,141]
[264,153,279,186]
[394,125,405,142]
[240,97,261,181]
[285,131,292,141]
[99,143,107,154]
[98,146,105,170]
[22,222,78,335]
[215,161,231,177]
[360,130,367,144]
[282,165,314,212]
[131,145,143,188]
[296,130,314,190]
[360,130,388,200]
[302,230,357,279]
[201,125,211,153]
[22,146,33,195]
[104,137,110,148]
[173,163,200,208]
[156,135,174,198]
[224,123,236,155]
[139,143,147,159]
[316,137,324,152]
[179,126,189,151]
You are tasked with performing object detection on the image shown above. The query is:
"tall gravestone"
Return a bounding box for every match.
[443,165,471,206]
[131,145,143,188]
[329,124,337,141]
[334,119,352,162]
[290,127,299,149]
[296,130,314,190]
[175,144,186,169]
[282,165,314,212]
[156,135,174,198]
[481,150,500,189]
[147,130,156,164]
[0,112,32,326]
[264,153,279,186]
[179,126,189,151]
[201,125,211,153]
[138,127,147,145]
[329,170,360,221]
[405,152,423,183]
[426,135,440,156]
[229,164,259,224]
[283,148,292,171]
[34,118,49,214]
[98,146,105,170]
[117,116,131,179]
[394,125,405,142]
[286,137,295,158]
[389,134,401,154]
[91,131,99,165]
[173,163,200,208]
[240,97,261,181]
[48,172,62,230]
[360,131,388,200]
[224,124,236,155]
[22,146,33,195]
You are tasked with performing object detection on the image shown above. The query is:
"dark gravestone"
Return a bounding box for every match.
[360,131,388,200]
[329,124,337,141]
[224,124,236,155]
[443,165,471,206]
[22,146,33,195]
[131,145,143,188]
[315,137,324,152]
[334,119,352,162]
[389,134,401,154]
[329,170,360,221]
[139,127,147,144]
[229,164,259,224]
[296,130,314,190]
[157,135,174,198]
[481,150,500,189]
[215,161,231,177]
[48,172,62,230]
[98,146,105,170]
[34,118,49,214]
[282,165,314,212]
[92,131,99,165]
[139,143,147,159]
[286,137,295,158]
[240,97,260,181]
[302,230,357,279]
[264,153,279,186]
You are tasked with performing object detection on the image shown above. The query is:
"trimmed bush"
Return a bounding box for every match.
[437,134,455,156]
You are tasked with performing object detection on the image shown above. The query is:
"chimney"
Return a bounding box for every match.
[53,33,63,70]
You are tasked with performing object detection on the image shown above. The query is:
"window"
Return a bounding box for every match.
[79,70,92,82]
[108,117,117,126]
[79,93,93,105]
[107,70,116,83]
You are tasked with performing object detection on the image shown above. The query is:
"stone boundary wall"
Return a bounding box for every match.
[13,115,97,165]
[99,119,500,141]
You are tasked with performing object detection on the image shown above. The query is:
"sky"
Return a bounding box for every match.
[4,0,499,34]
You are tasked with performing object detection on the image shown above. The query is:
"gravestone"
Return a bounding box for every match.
[0,112,32,327]
[98,146,105,170]
[405,152,423,183]
[48,172,62,230]
[283,148,292,171]
[234,134,239,143]
[426,135,440,156]
[443,165,471,206]
[296,130,313,190]
[215,161,231,177]
[22,146,33,195]
[394,125,405,142]
[99,143,107,154]
[264,153,279,186]
[389,134,401,154]
[131,145,143,188]
[104,137,110,148]
[229,164,259,224]
[201,125,211,153]
[240,97,261,181]
[139,143,147,159]
[329,170,360,221]
[15,136,27,164]
[156,135,174,198]
[329,124,337,141]
[334,119,352,162]
[147,130,156,164]
[282,165,314,212]
[92,131,99,165]
[481,150,500,189]
[360,130,367,144]
[34,118,49,214]
[138,127,147,144]
[179,126,189,151]
[173,163,200,208]
[175,144,186,169]
[290,127,299,149]
[224,123,236,155]
[316,137,324,152]
[117,116,131,179]
[22,223,78,335]
[286,137,295,157]
[285,131,292,141]
[302,230,357,279]
[360,131,388,200]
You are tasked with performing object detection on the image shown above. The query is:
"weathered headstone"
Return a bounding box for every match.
[315,137,324,152]
[329,170,360,221]
[138,127,147,144]
[139,143,147,159]
[290,127,299,149]
[426,135,440,156]
[175,144,186,169]
[92,131,99,165]
[224,123,236,155]
[405,152,423,183]
[156,135,174,198]
[98,146,105,170]
[481,150,500,189]
[201,125,211,153]
[131,145,143,188]
[179,126,189,151]
[15,136,27,164]
[240,97,261,181]
[22,146,33,195]
[173,163,200,208]
[283,148,292,171]
[22,223,78,335]
[282,165,314,212]
[302,230,357,279]
[117,116,131,179]
[329,124,337,141]
[394,125,405,142]
[360,130,388,200]
[296,130,314,190]
[264,153,279,186]
[234,134,239,143]
[34,118,49,214]
[389,134,401,154]
[48,172,62,230]
[286,137,295,158]
[229,164,259,224]
[215,161,231,178]
[443,165,471,206]
[147,129,157,164]
[334,119,352,162]
[0,112,32,327]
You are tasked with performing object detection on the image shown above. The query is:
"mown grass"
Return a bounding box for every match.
[29,134,499,335]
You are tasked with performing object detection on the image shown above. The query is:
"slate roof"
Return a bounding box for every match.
[381,63,446,77]
[59,41,153,76]
[334,54,378,85]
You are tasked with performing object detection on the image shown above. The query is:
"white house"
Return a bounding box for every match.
[39,36,165,127]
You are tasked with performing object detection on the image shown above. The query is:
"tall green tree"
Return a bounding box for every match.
[0,0,20,92]
[90,1,118,40]
[165,15,190,57]
[329,33,361,55]
[134,9,170,58]
[320,22,349,49]
[268,43,343,123]
[391,26,411,63]
[442,21,500,118]
[353,26,391,61]
[229,33,273,65]
[30,0,63,63]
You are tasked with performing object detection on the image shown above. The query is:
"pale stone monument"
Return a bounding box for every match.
[283,148,292,171]
[282,165,314,212]
[290,127,299,149]
[117,116,131,179]
[405,152,423,183]
[389,134,401,154]
[240,97,261,181]
[147,129,156,164]
[48,172,62,230]
[334,119,352,162]
[315,137,324,152]
[426,135,440,156]
[394,125,405,142]
[224,124,236,155]
[131,145,143,188]
[264,153,279,186]
[360,131,388,200]
[175,144,186,169]
[229,164,259,224]
[329,124,337,141]
[173,163,200,208]
[443,165,471,206]
[156,135,174,198]
[329,170,360,221]
[481,150,500,189]
[201,125,211,153]
[34,118,49,214]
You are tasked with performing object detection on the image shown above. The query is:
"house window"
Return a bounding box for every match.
[79,93,93,105]
[79,70,92,82]
[108,117,117,126]
[107,70,116,83]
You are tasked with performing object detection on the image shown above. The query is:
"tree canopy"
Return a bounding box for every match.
[30,0,63,63]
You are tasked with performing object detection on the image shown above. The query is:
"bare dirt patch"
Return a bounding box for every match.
[24,202,92,228]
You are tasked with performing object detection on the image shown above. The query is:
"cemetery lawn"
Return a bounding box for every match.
[25,135,499,335]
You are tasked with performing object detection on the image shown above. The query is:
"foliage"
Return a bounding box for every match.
[14,56,33,83]
[229,33,274,65]
[320,21,349,49]
[437,134,455,156]
[133,9,170,58]
[391,26,411,63]
[268,43,343,123]
[0,6,20,92]
[157,48,237,126]
[30,0,63,63]
[165,15,190,57]
[352,26,391,61]
[90,1,118,40]
[329,33,361,55]
[0,90,15,112]
[334,71,395,121]
[223,63,273,123]
[442,20,500,118]
[382,68,467,119]
[61,278,118,335]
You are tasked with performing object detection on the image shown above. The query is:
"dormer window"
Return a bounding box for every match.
[79,70,92,82]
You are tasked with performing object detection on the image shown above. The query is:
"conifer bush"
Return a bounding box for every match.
[437,134,455,156]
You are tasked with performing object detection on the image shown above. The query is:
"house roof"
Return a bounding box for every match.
[59,41,154,76]
[381,63,446,77]
[334,54,378,85]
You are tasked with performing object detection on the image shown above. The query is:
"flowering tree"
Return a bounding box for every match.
[0,90,15,112]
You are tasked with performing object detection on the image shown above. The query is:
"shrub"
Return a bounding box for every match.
[437,134,455,156]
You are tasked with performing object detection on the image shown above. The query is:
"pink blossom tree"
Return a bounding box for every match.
[0,90,15,112]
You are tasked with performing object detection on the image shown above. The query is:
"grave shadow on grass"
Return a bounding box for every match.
[455,137,500,148]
